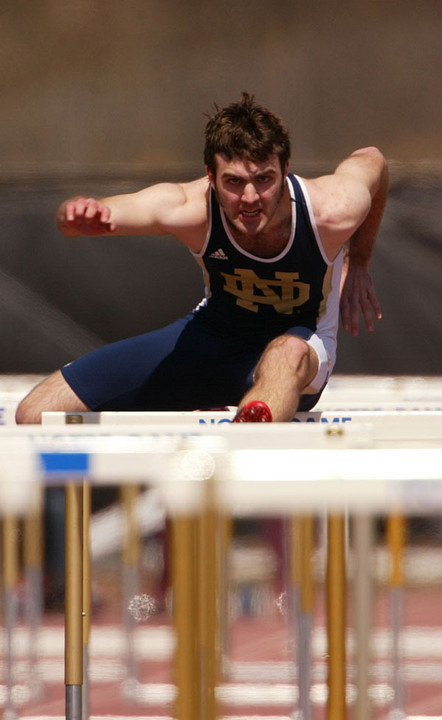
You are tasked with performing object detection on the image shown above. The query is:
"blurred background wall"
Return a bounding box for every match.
[0,0,440,376]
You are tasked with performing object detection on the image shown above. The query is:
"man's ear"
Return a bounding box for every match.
[206,167,215,189]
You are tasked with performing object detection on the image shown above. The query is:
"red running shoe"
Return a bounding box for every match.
[233,401,273,423]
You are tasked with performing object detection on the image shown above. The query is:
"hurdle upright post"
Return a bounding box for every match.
[353,514,375,720]
[387,513,406,717]
[65,482,84,720]
[82,481,92,720]
[2,514,20,720]
[120,483,141,684]
[65,413,91,719]
[171,514,199,720]
[197,474,219,720]
[290,514,315,720]
[326,513,347,719]
[23,489,44,700]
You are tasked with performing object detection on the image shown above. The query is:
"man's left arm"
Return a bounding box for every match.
[338,148,389,336]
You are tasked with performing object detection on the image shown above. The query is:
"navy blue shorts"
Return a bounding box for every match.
[61,313,324,413]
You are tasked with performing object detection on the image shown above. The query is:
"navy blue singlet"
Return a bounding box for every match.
[192,173,339,337]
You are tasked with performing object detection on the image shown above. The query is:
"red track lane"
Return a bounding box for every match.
[15,586,442,720]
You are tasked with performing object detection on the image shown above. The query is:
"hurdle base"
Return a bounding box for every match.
[66,684,82,720]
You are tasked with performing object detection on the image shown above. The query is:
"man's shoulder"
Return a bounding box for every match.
[180,176,211,202]
[179,176,211,226]
[164,176,210,250]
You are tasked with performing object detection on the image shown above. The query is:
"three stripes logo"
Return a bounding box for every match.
[209,248,229,260]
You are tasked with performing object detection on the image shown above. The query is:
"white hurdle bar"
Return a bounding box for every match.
[0,412,441,720]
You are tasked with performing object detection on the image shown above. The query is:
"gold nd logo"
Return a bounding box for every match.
[221,268,310,314]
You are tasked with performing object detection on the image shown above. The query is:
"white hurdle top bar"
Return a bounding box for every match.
[0,412,441,516]
[0,374,441,426]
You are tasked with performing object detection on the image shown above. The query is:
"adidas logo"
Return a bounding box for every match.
[209,248,229,260]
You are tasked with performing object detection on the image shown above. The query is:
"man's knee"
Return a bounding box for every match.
[15,395,40,425]
[265,334,311,368]
[255,334,317,389]
[15,370,88,425]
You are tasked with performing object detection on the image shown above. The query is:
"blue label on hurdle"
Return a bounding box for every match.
[40,452,90,475]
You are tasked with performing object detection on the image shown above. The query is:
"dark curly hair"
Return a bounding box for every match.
[204,92,291,177]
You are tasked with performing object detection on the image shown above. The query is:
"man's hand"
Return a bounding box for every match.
[340,260,382,336]
[57,197,116,236]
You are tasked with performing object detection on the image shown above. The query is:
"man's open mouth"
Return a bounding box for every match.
[241,209,261,218]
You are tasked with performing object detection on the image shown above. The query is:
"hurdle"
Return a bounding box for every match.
[2,513,20,720]
[386,512,406,717]
[1,416,432,720]
[0,433,42,720]
[37,375,442,719]
[2,374,442,718]
[212,417,442,720]
[23,485,44,700]
[41,407,442,718]
[43,404,442,717]
[290,513,315,720]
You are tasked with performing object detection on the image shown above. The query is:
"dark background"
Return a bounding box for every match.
[0,1,440,376]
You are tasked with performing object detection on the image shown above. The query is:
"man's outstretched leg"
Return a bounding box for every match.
[15,370,90,424]
[234,334,319,423]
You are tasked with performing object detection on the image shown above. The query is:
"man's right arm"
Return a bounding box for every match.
[56,178,210,252]
[56,196,115,237]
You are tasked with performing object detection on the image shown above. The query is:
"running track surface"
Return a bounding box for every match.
[5,571,442,719]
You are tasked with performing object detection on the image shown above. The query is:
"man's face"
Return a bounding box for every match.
[207,153,288,236]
